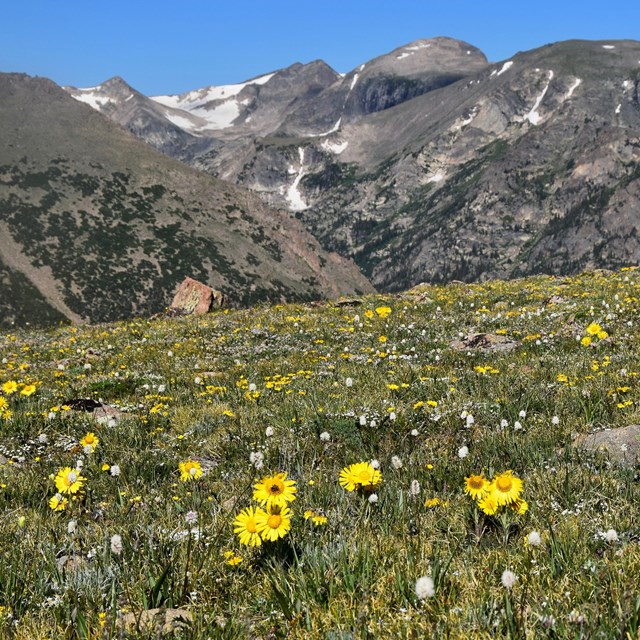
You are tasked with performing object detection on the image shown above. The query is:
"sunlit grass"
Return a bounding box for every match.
[0,269,640,637]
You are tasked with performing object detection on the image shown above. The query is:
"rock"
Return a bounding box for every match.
[169,277,224,316]
[333,298,363,307]
[574,425,640,467]
[119,608,193,635]
[64,398,125,426]
[450,333,518,353]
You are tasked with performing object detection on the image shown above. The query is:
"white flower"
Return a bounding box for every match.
[38,433,49,444]
[370,459,380,469]
[460,410,467,419]
[368,493,378,504]
[194,377,202,385]
[319,431,331,442]
[110,534,123,555]
[501,569,517,589]
[500,419,509,429]
[411,429,419,437]
[370,419,377,428]
[604,528,619,543]
[265,426,274,437]
[185,511,198,525]
[519,410,527,418]
[157,384,166,393]
[410,480,421,496]
[514,421,523,431]
[83,363,92,370]
[527,531,542,547]
[167,351,173,357]
[67,519,77,535]
[389,411,396,421]
[415,575,435,600]
[248,383,257,392]
[359,415,367,426]
[458,446,469,459]
[83,445,94,455]
[391,455,403,469]
[345,377,353,387]
[110,465,121,477]
[250,451,264,470]
[552,416,560,425]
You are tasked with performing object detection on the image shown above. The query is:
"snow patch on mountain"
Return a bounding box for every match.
[152,72,274,110]
[564,78,582,100]
[493,61,513,77]
[286,147,308,211]
[73,89,114,110]
[194,100,241,130]
[524,70,554,125]
[321,138,348,154]
[163,112,202,132]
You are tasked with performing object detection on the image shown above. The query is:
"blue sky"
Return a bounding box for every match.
[3,0,639,95]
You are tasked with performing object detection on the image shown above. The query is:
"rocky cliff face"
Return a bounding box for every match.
[63,38,640,292]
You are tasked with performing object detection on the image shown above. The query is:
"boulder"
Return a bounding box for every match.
[119,608,193,635]
[450,333,518,353]
[574,425,640,467]
[169,277,224,315]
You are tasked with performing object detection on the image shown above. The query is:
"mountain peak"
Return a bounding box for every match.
[359,36,488,77]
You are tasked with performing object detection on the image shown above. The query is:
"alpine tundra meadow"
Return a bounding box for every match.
[0,269,640,638]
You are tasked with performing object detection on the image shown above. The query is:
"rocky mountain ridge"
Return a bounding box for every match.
[62,37,640,291]
[0,73,372,328]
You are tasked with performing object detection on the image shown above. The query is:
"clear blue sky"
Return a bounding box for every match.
[2,0,639,95]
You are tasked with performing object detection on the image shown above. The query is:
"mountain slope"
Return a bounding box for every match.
[62,38,640,292]
[0,73,373,327]
[295,39,640,289]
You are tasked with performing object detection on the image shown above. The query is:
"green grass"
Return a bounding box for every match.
[1,268,640,638]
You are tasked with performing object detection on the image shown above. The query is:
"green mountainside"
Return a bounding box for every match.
[0,73,372,327]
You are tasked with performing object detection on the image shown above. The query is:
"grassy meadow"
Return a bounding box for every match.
[1,269,640,638]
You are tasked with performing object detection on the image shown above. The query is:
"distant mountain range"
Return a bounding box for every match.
[0,73,372,327]
[65,36,640,291]
[2,36,639,327]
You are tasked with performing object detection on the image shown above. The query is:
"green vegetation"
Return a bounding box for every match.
[0,269,639,638]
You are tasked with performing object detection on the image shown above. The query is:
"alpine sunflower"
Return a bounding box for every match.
[178,459,203,482]
[255,505,292,542]
[49,493,68,511]
[464,474,489,500]
[80,432,99,453]
[233,506,265,547]
[491,470,523,506]
[339,462,382,492]
[478,491,499,516]
[304,509,328,525]
[54,467,86,494]
[253,472,297,508]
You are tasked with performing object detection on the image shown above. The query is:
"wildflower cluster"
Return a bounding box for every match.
[464,470,528,516]
[580,322,608,346]
[233,472,297,546]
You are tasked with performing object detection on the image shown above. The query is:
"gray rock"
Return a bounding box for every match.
[574,425,640,466]
[450,332,518,353]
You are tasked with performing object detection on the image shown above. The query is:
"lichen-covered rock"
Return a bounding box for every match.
[574,425,640,467]
[119,608,193,635]
[450,333,518,353]
[169,277,224,315]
